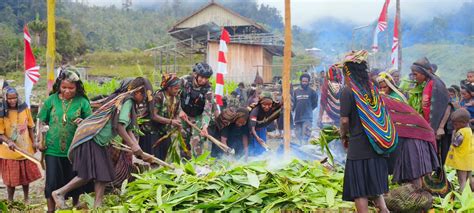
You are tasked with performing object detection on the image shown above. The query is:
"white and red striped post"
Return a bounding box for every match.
[215,28,230,107]
[391,12,399,70]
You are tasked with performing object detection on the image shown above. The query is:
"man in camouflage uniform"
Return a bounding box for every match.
[147,73,182,160]
[179,62,214,156]
[226,91,241,109]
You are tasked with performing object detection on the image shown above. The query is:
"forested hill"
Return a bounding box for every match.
[1,0,473,84]
[0,0,287,51]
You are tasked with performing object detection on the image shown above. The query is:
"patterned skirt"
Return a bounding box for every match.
[0,159,41,187]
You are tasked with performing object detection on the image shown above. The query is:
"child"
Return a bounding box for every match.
[446,108,474,191]
[461,71,474,88]
[460,85,474,127]
[0,87,41,202]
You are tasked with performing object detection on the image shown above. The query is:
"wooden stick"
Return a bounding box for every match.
[35,105,46,170]
[283,0,292,155]
[181,117,235,155]
[152,128,178,148]
[1,143,42,169]
[112,143,175,169]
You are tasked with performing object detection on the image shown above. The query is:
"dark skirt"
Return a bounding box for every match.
[153,134,171,161]
[139,133,155,155]
[140,132,170,160]
[71,141,115,182]
[391,138,439,183]
[438,133,452,166]
[45,155,84,199]
[342,157,389,201]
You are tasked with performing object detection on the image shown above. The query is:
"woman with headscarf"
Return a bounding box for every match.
[209,107,250,159]
[51,77,155,209]
[248,94,282,156]
[339,50,396,213]
[148,73,182,160]
[37,68,92,212]
[409,57,451,164]
[0,87,41,202]
[448,86,461,110]
[376,72,407,103]
[319,65,344,127]
[387,68,401,86]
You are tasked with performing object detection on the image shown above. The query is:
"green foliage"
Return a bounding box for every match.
[83,79,120,98]
[209,77,239,96]
[433,185,474,211]
[310,126,341,165]
[103,156,355,211]
[55,18,87,62]
[0,24,21,74]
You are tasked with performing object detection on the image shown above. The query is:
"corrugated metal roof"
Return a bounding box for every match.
[169,2,267,33]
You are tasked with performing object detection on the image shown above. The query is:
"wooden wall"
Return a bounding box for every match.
[207,41,273,84]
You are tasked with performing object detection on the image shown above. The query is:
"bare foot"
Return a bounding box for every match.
[74,202,88,210]
[52,191,68,209]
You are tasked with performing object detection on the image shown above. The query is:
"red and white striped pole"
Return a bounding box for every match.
[215,28,230,107]
[391,12,399,69]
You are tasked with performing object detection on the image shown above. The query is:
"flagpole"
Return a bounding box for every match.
[283,0,292,154]
[397,0,402,72]
[46,0,56,93]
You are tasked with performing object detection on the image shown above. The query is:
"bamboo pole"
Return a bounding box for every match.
[46,0,56,92]
[397,0,402,72]
[283,0,292,154]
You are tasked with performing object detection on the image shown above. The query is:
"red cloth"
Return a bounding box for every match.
[0,159,41,187]
[422,80,434,123]
[383,96,437,149]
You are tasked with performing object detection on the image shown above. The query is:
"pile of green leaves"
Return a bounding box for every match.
[433,185,474,212]
[0,199,43,212]
[108,153,354,212]
[310,125,341,164]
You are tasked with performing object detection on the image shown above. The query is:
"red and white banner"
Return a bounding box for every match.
[372,0,390,52]
[391,13,399,69]
[215,28,230,106]
[24,25,40,107]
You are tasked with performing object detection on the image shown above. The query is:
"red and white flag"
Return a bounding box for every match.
[24,25,40,107]
[391,13,399,69]
[372,0,390,52]
[215,28,230,106]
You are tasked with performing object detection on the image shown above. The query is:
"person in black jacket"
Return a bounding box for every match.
[292,73,318,143]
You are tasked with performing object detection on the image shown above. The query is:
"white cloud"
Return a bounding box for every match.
[86,0,471,26]
[258,0,470,26]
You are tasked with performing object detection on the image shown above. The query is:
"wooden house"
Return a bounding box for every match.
[164,2,291,83]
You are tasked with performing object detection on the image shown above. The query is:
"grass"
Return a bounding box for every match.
[401,44,474,86]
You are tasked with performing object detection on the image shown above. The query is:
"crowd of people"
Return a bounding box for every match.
[0,50,472,212]
[330,50,473,212]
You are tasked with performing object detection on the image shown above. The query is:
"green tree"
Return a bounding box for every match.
[0,6,17,29]
[0,24,21,74]
[28,14,46,46]
[55,18,87,62]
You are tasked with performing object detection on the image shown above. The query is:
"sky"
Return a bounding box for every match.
[86,0,471,27]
